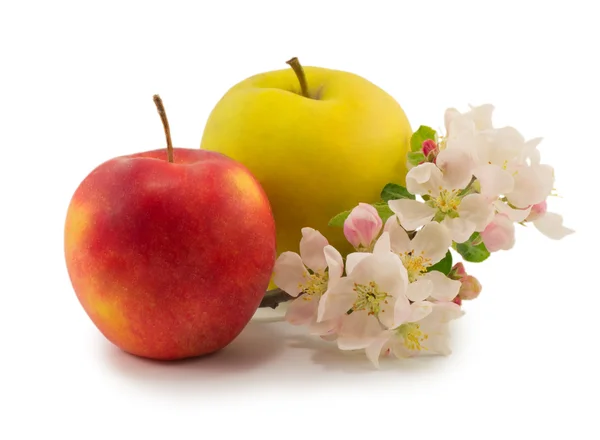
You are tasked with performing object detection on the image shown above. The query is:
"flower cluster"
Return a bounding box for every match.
[272,105,573,367]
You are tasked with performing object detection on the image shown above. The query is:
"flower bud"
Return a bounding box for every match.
[458,275,482,300]
[421,139,439,160]
[343,203,383,250]
[481,214,515,252]
[449,262,467,280]
[526,200,547,222]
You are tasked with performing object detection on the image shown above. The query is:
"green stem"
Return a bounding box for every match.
[286,57,310,98]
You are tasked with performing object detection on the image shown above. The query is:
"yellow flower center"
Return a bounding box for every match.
[352,281,389,315]
[433,189,461,214]
[396,323,429,352]
[426,188,462,221]
[398,251,432,282]
[299,271,329,301]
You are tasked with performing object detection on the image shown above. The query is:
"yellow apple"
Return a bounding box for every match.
[200,58,412,263]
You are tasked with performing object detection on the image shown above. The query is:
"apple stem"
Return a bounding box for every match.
[286,57,310,98]
[259,288,294,309]
[153,94,174,163]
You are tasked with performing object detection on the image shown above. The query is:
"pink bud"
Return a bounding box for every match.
[526,200,547,222]
[343,203,383,250]
[481,214,515,252]
[450,262,467,280]
[422,139,438,158]
[459,275,482,300]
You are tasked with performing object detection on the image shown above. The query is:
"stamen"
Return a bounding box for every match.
[352,281,389,315]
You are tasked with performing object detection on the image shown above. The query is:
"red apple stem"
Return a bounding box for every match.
[153,94,174,163]
[286,57,310,98]
[259,288,294,309]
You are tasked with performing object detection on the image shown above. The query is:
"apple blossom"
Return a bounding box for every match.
[385,218,460,302]
[389,162,493,243]
[272,227,343,327]
[365,301,464,367]
[443,105,554,207]
[343,203,383,251]
[317,232,411,350]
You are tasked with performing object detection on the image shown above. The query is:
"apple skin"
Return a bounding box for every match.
[201,66,412,265]
[64,148,276,360]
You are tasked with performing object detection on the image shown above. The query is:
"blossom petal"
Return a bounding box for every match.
[406,278,433,302]
[534,212,575,240]
[310,317,341,337]
[317,277,356,322]
[474,164,514,198]
[373,231,392,255]
[460,193,494,230]
[494,200,532,223]
[437,148,474,190]
[411,222,452,264]
[323,245,344,282]
[389,292,412,329]
[468,104,494,130]
[352,252,408,297]
[285,297,319,326]
[406,163,444,195]
[423,271,461,302]
[299,227,329,272]
[442,217,476,244]
[388,199,436,231]
[523,137,543,165]
[507,164,554,208]
[272,252,309,297]
[337,311,383,350]
[366,332,392,368]
[408,300,434,323]
[387,219,411,254]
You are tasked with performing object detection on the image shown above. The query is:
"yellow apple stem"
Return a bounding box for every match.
[153,94,174,163]
[286,57,310,98]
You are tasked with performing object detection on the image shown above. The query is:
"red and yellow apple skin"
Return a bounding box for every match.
[64,148,276,360]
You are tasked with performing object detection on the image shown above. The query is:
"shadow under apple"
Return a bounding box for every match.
[100,321,286,393]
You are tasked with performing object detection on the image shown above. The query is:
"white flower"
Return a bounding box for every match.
[385,218,461,302]
[317,233,411,350]
[389,162,494,243]
[444,106,554,207]
[526,201,574,240]
[365,301,464,367]
[272,228,343,327]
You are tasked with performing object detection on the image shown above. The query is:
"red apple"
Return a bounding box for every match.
[64,96,276,360]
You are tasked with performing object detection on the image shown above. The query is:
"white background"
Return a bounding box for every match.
[1,1,598,439]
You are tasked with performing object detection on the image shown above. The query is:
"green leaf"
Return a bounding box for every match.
[407,151,426,166]
[328,202,395,228]
[410,125,437,152]
[428,250,453,275]
[454,233,490,263]
[328,210,351,227]
[380,183,415,201]
[371,202,395,223]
